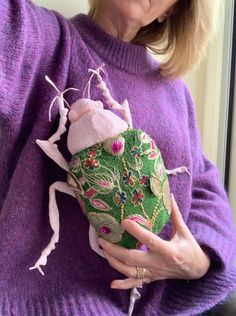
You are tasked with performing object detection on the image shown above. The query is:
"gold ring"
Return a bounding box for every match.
[136,266,146,279]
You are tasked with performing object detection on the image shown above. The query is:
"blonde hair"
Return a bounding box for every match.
[88,0,221,78]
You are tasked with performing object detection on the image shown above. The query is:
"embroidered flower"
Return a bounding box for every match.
[83,158,100,171]
[87,150,96,158]
[87,212,124,243]
[114,191,127,206]
[122,171,136,186]
[87,145,101,158]
[130,146,142,158]
[139,175,149,186]
[131,188,144,206]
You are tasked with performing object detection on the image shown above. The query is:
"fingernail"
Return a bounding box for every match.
[121,219,133,226]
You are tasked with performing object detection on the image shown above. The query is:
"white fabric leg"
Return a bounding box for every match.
[29,181,75,275]
[36,140,69,172]
[89,225,105,258]
[48,96,68,144]
[166,165,190,176]
[128,287,141,316]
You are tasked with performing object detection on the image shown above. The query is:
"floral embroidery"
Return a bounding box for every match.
[83,158,100,171]
[131,188,144,206]
[139,175,149,186]
[122,171,136,186]
[84,188,97,199]
[150,176,162,197]
[90,199,111,211]
[87,145,101,158]
[130,146,142,158]
[138,131,152,144]
[85,172,115,193]
[148,140,159,160]
[127,214,151,229]
[114,191,127,206]
[112,140,124,155]
[69,128,171,249]
[87,212,124,243]
[103,136,125,156]
[154,159,164,182]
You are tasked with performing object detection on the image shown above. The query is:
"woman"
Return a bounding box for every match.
[0,0,235,315]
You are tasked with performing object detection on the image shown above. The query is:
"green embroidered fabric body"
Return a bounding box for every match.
[67,129,171,249]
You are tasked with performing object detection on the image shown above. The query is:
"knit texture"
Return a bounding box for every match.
[0,1,236,315]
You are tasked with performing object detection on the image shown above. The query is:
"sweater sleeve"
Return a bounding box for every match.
[0,0,74,206]
[184,83,236,272]
[0,0,71,118]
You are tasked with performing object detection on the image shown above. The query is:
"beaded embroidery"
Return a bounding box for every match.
[68,128,170,249]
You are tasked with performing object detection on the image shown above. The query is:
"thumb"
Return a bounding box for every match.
[170,194,187,237]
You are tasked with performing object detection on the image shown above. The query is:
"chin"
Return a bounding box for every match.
[111,0,151,24]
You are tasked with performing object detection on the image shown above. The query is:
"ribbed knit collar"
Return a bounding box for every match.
[71,14,159,74]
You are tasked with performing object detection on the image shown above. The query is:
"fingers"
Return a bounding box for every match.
[170,194,187,232]
[111,277,150,290]
[98,238,150,266]
[170,194,193,239]
[104,251,152,279]
[121,219,169,253]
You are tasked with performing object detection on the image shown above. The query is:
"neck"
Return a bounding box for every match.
[92,7,141,43]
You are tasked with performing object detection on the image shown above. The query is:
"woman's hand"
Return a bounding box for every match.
[98,194,211,290]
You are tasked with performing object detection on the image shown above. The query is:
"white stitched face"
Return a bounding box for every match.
[101,0,178,27]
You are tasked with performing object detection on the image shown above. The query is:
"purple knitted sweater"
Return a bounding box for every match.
[1,1,236,315]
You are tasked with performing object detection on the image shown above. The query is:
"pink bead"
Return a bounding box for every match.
[112,141,123,153]
[101,226,111,235]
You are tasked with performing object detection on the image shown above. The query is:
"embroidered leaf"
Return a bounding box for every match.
[113,167,120,181]
[162,180,172,215]
[154,159,165,181]
[85,172,115,194]
[150,176,162,197]
[90,199,111,211]
[138,131,152,144]
[127,158,143,172]
[84,188,98,199]
[143,149,154,155]
[127,214,152,229]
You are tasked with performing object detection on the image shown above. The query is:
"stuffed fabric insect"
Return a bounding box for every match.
[29,65,189,316]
